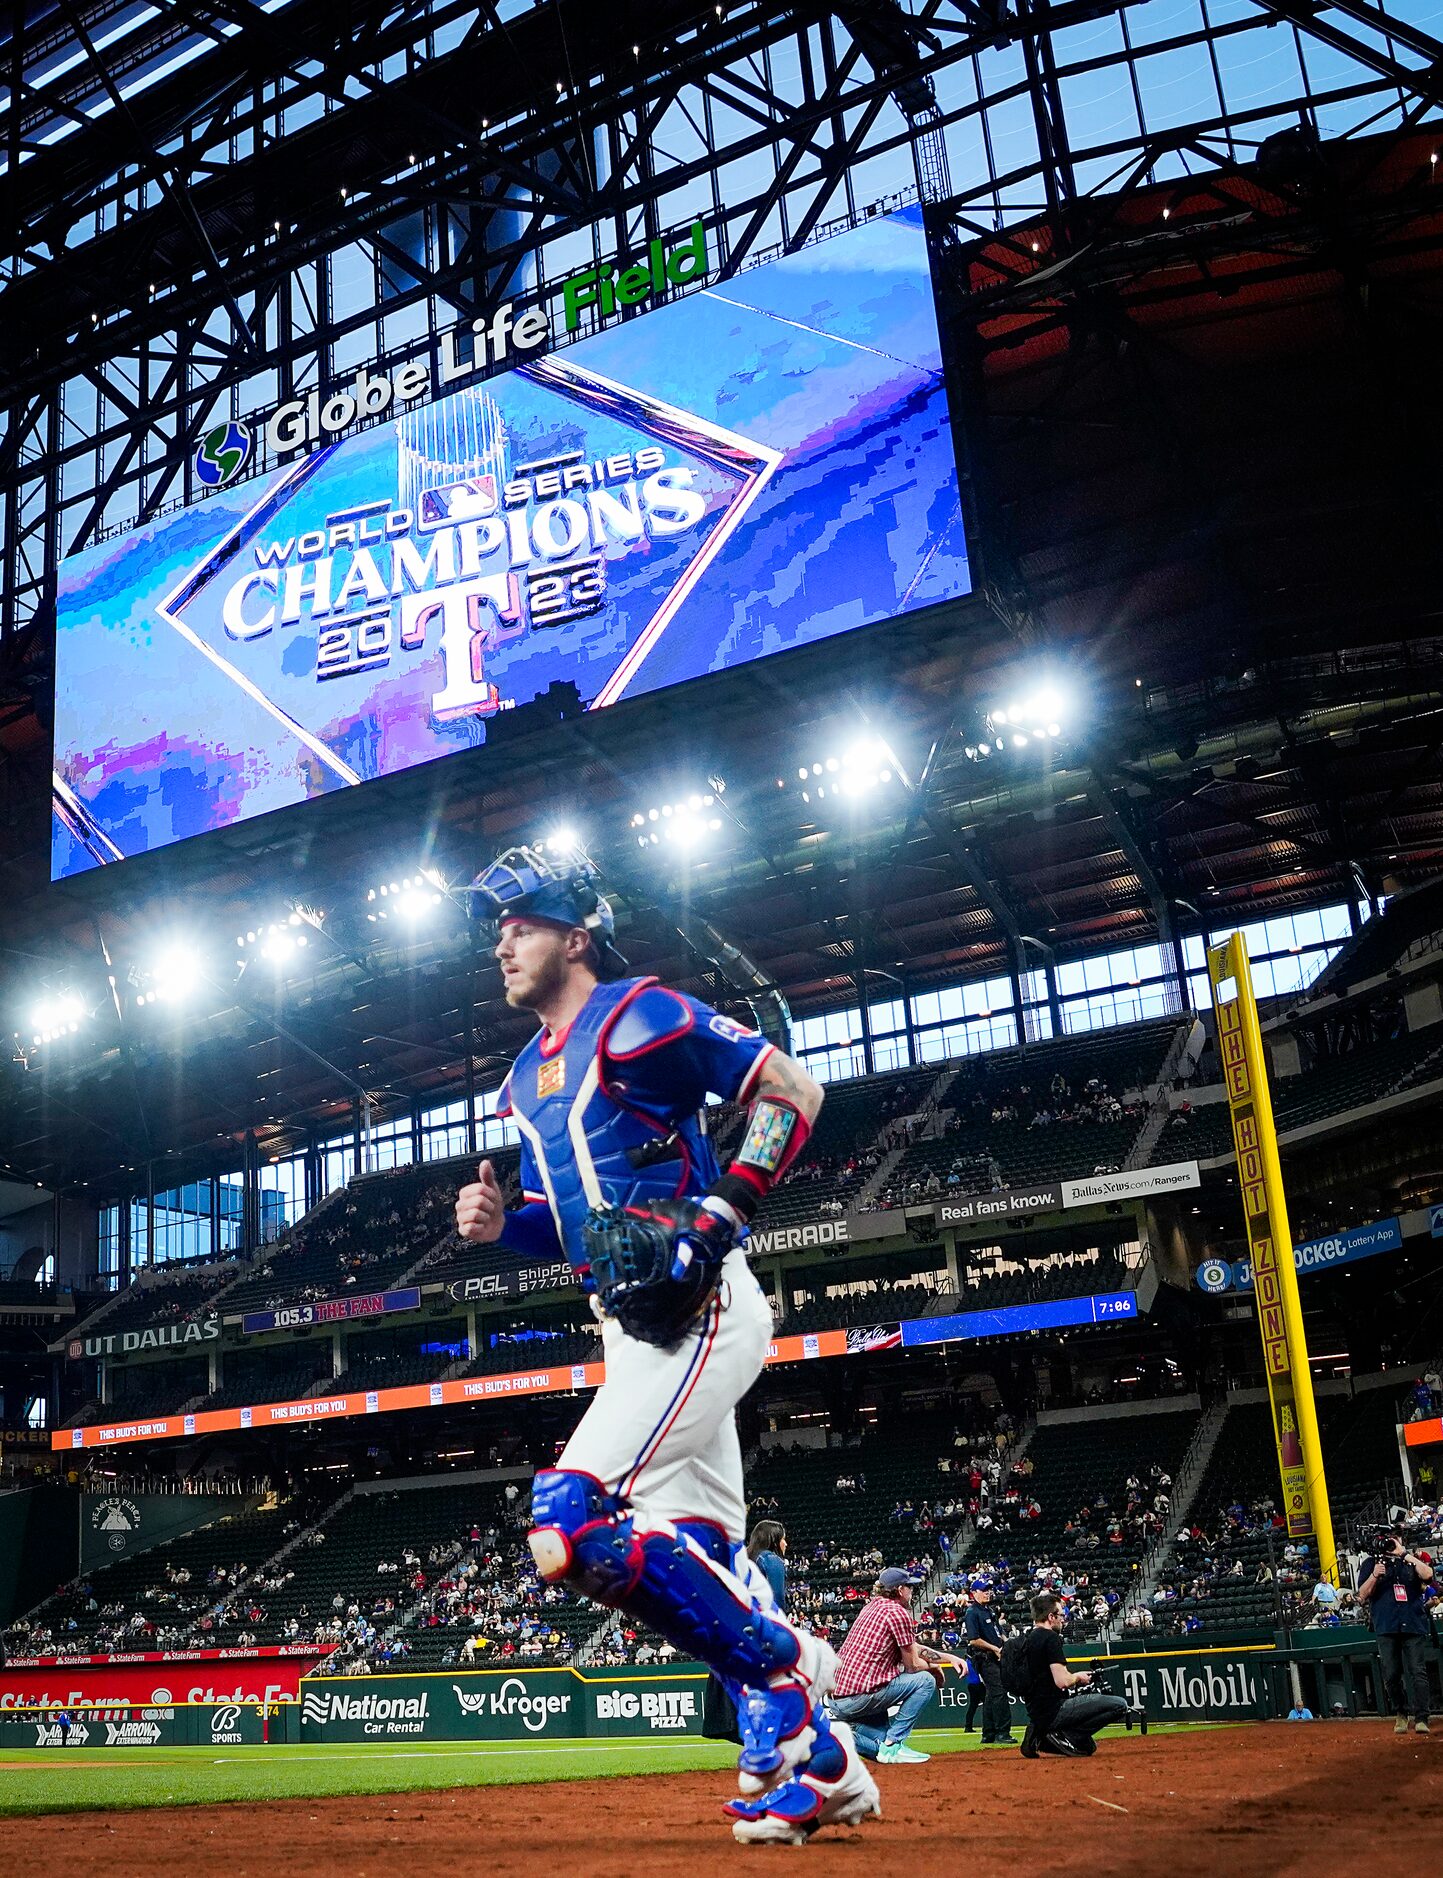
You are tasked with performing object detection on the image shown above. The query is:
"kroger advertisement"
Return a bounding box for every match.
[51,207,969,877]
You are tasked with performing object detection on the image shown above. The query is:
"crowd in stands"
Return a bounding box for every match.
[1404,1371,1443,1422]
[875,1067,1144,1211]
[240,1178,456,1311]
[1137,1498,1366,1636]
[405,1513,580,1667]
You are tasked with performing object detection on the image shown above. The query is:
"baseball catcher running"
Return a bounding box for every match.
[455,846,879,1844]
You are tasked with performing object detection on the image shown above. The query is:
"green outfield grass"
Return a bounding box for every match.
[0,1725,1214,1818]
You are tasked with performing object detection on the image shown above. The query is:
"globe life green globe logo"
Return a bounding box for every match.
[195,419,253,488]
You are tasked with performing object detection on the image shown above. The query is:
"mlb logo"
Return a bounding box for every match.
[429,1383,443,1405]
[366,1391,379,1413]
[422,474,498,524]
[803,1334,820,1359]
[183,1415,196,1434]
[240,1407,253,1428]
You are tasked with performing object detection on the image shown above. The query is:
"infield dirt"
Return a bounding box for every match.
[5,1724,1440,1876]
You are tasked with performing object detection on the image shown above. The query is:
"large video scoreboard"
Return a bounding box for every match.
[51,206,970,879]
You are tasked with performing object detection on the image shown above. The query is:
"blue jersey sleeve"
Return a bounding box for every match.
[498,1201,563,1262]
[498,1135,563,1260]
[603,985,773,1111]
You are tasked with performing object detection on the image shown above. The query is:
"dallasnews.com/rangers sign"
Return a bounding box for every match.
[52,206,969,880]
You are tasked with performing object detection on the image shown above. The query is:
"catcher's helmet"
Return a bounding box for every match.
[468,845,627,979]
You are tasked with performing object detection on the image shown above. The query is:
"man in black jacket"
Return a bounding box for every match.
[1019,1593,1128,1757]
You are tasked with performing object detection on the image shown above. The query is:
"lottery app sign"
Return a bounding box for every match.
[52,207,969,877]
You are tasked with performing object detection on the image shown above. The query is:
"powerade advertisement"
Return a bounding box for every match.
[51,207,970,878]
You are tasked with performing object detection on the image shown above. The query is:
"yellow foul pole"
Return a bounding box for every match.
[1207,934,1338,1585]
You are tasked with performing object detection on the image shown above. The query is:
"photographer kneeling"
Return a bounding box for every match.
[1358,1529,1434,1735]
[1017,1593,1129,1758]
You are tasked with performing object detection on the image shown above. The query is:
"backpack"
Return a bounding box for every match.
[999,1633,1031,1699]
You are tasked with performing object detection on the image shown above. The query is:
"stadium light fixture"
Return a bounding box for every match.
[22,990,88,1048]
[777,735,901,805]
[365,869,445,925]
[630,791,723,851]
[132,941,208,1006]
[236,907,321,966]
[967,678,1073,761]
[986,682,1068,743]
[537,830,584,860]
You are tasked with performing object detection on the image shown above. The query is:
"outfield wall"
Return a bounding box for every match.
[287,1646,1284,1745]
[0,1646,324,1712]
[6,1639,1434,1750]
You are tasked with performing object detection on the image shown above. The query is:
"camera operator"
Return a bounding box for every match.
[1357,1529,1434,1735]
[1019,1593,1129,1758]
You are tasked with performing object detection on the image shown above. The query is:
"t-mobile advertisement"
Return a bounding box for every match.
[52,207,969,877]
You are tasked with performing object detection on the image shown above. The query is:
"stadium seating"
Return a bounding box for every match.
[1143,1387,1406,1635]
[871,1023,1180,1211]
[70,1362,210,1426]
[1308,879,1443,997]
[327,1351,457,1393]
[192,1355,335,1413]
[235,1479,599,1669]
[69,1266,229,1343]
[459,1323,600,1378]
[218,1164,460,1314]
[753,1065,941,1228]
[948,1406,1200,1639]
[1180,1025,1443,1163]
[4,1495,319,1658]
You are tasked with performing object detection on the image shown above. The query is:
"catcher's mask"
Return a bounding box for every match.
[468,845,627,980]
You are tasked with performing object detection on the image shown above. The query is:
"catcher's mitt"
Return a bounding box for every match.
[583,1199,734,1347]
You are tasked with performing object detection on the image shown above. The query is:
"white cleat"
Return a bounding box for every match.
[728,1720,881,1844]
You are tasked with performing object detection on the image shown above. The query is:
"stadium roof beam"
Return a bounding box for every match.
[1086,776,1189,1007]
[1248,0,1443,112]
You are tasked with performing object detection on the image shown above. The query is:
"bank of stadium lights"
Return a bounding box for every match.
[131,942,206,1007]
[631,793,723,850]
[966,685,1068,761]
[235,908,322,966]
[366,870,445,925]
[778,739,897,806]
[21,991,87,1049]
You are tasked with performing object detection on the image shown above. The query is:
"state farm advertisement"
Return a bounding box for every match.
[0,1651,322,1711]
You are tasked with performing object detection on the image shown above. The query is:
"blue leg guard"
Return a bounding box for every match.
[673,1517,734,1569]
[670,1517,828,1786]
[530,1470,825,1781]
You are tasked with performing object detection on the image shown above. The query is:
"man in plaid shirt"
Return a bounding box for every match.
[828,1567,963,1763]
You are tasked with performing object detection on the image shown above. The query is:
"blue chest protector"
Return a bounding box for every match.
[498,977,733,1273]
